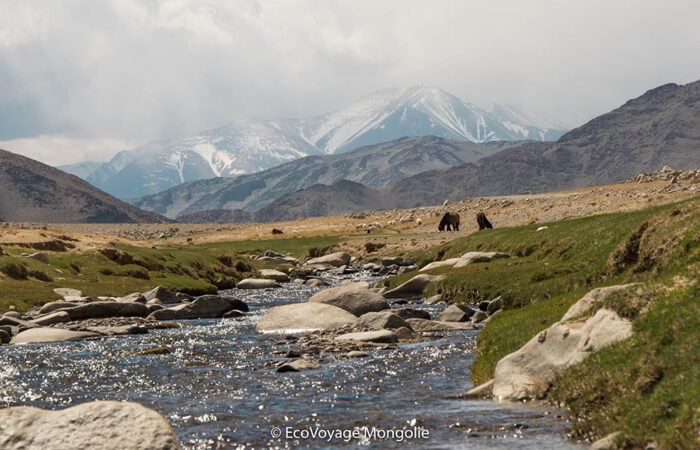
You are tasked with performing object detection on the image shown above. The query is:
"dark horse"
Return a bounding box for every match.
[476,212,493,230]
[438,212,460,231]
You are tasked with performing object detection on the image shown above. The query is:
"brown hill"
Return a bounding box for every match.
[0,149,169,223]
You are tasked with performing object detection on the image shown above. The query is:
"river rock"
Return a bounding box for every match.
[237,278,281,289]
[392,307,431,320]
[147,295,247,321]
[307,283,389,316]
[305,278,328,287]
[30,311,70,326]
[459,379,494,399]
[0,316,37,329]
[394,326,415,340]
[383,274,445,298]
[357,311,410,330]
[277,358,320,372]
[335,330,398,343]
[419,258,460,272]
[0,329,10,344]
[53,287,83,298]
[561,284,638,321]
[117,293,147,304]
[346,351,369,358]
[453,251,510,268]
[424,294,444,305]
[486,296,504,315]
[492,308,633,401]
[438,304,476,322]
[64,302,150,321]
[86,325,148,335]
[472,311,488,323]
[39,301,79,314]
[0,400,181,449]
[143,287,181,304]
[256,303,358,332]
[222,309,245,318]
[259,269,290,283]
[405,318,474,332]
[258,255,299,265]
[589,432,622,450]
[306,252,351,267]
[11,328,99,345]
[2,311,21,318]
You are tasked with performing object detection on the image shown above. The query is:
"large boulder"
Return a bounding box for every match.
[30,311,70,326]
[335,330,398,343]
[147,295,247,321]
[392,307,431,320]
[259,269,290,283]
[39,301,80,314]
[237,279,281,290]
[382,274,445,298]
[438,304,476,322]
[257,255,299,265]
[256,303,357,332]
[419,258,460,272]
[143,287,180,304]
[406,318,474,332]
[306,252,351,267]
[453,251,510,268]
[11,328,99,345]
[64,302,150,321]
[492,308,633,401]
[307,283,389,316]
[357,311,410,330]
[561,284,638,321]
[0,401,181,449]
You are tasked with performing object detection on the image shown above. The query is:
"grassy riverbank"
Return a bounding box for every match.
[0,235,343,312]
[384,197,699,447]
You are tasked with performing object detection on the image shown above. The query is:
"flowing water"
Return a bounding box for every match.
[0,272,584,449]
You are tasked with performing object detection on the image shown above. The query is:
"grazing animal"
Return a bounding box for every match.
[438,212,460,231]
[476,212,493,230]
[271,228,284,235]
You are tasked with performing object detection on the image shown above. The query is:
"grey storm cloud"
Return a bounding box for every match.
[1,0,700,165]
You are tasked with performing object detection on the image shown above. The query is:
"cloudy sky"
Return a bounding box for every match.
[1,0,699,165]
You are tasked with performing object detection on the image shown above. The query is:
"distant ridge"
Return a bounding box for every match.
[0,149,169,223]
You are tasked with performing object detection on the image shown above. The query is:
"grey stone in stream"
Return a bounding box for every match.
[307,282,389,316]
[277,358,321,372]
[237,278,281,289]
[86,325,147,336]
[336,330,398,343]
[304,278,328,287]
[589,432,622,450]
[117,293,147,304]
[148,295,247,321]
[259,269,290,282]
[256,303,358,332]
[143,286,181,304]
[306,252,351,267]
[486,296,504,315]
[53,287,83,298]
[459,379,494,399]
[0,316,38,329]
[65,302,151,321]
[0,400,182,450]
[383,274,445,298]
[30,311,70,326]
[222,309,245,318]
[394,326,415,340]
[438,305,476,322]
[148,304,165,312]
[424,295,444,305]
[393,307,431,320]
[39,301,79,314]
[471,311,488,323]
[0,329,10,344]
[405,318,474,332]
[346,351,369,358]
[357,311,410,330]
[11,328,99,344]
[362,263,382,271]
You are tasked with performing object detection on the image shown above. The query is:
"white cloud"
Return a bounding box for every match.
[0,135,136,166]
[1,0,699,164]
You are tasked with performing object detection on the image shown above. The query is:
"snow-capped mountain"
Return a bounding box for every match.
[69,86,567,198]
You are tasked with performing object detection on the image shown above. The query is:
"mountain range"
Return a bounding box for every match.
[175,79,700,223]
[130,137,520,219]
[0,149,168,223]
[60,86,567,198]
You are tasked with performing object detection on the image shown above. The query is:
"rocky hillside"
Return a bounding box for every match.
[131,137,517,219]
[251,80,700,219]
[0,149,168,223]
[67,86,566,199]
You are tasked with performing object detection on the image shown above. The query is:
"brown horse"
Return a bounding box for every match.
[476,212,493,230]
[438,212,460,231]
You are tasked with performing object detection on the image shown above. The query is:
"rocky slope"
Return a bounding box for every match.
[249,80,700,220]
[130,137,518,219]
[0,149,168,223]
[69,86,566,198]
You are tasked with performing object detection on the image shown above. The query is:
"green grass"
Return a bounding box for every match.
[0,235,345,312]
